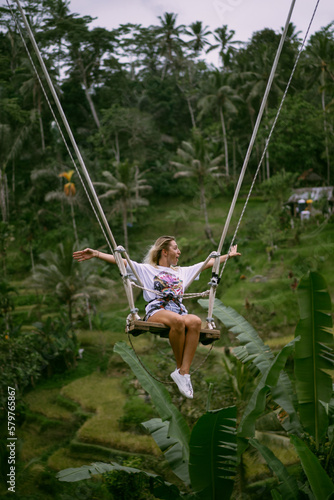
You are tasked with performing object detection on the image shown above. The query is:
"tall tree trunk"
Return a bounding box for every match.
[0,168,8,222]
[265,104,270,179]
[122,199,128,250]
[86,295,92,331]
[199,179,216,245]
[83,84,101,129]
[70,197,79,247]
[114,132,120,163]
[321,71,331,184]
[38,93,45,152]
[220,106,229,177]
[79,57,101,129]
[187,97,196,128]
[29,238,35,273]
[232,137,236,186]
[11,159,15,200]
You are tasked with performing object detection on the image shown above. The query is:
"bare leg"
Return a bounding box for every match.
[147,311,201,373]
[179,314,201,374]
[147,310,186,368]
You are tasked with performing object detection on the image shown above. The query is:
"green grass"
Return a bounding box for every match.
[24,388,77,421]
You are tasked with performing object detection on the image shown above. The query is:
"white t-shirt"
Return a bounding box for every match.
[126,261,203,302]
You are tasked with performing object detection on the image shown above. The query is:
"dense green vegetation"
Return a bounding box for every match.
[0,0,334,498]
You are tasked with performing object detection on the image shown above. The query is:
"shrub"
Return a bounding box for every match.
[0,333,45,412]
[118,396,157,433]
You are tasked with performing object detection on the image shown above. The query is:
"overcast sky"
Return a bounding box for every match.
[67,0,333,65]
[69,1,332,41]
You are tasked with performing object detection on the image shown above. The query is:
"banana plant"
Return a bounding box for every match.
[57,341,238,499]
[238,337,299,438]
[189,406,237,499]
[113,341,191,462]
[56,461,183,499]
[294,272,334,449]
[199,298,302,435]
[115,342,238,499]
[201,271,334,495]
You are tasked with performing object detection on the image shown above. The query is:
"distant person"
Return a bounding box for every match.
[73,236,240,398]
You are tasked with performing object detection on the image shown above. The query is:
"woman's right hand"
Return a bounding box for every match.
[73,248,97,262]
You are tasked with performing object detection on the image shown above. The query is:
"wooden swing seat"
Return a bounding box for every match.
[126,319,220,345]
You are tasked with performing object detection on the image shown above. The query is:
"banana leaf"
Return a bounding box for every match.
[249,438,300,500]
[57,462,115,481]
[238,338,298,438]
[189,406,237,500]
[294,272,334,447]
[198,298,273,374]
[271,490,283,500]
[199,299,301,434]
[270,371,303,435]
[142,418,190,485]
[290,435,334,500]
[114,341,190,460]
[57,461,183,498]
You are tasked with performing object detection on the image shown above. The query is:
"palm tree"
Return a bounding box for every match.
[65,24,116,129]
[94,161,151,250]
[198,70,240,177]
[171,129,224,244]
[44,169,80,246]
[154,12,185,78]
[0,108,34,222]
[206,25,241,69]
[30,240,113,322]
[240,45,284,179]
[19,58,58,152]
[184,21,211,57]
[304,24,334,184]
[176,59,201,128]
[42,0,79,75]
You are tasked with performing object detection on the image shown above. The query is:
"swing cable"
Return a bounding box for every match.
[205,0,321,327]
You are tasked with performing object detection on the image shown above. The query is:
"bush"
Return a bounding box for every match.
[0,333,45,412]
[118,396,157,433]
[103,470,155,500]
[30,315,79,376]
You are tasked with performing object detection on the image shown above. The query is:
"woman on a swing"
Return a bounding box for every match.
[73,236,240,398]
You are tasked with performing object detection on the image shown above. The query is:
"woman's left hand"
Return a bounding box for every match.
[228,245,241,258]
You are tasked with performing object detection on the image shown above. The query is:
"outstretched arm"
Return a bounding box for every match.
[203,244,241,270]
[73,248,127,266]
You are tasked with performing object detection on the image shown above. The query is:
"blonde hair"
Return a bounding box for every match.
[144,235,176,266]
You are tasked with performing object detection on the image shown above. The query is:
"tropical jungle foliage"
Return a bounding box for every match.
[0,0,334,498]
[56,271,334,499]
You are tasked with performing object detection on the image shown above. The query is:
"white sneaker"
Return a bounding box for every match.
[170,369,193,399]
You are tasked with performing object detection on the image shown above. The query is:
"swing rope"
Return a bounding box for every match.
[10,0,214,384]
[11,0,142,318]
[204,0,321,327]
[10,0,321,382]
[7,0,114,256]
[218,0,321,284]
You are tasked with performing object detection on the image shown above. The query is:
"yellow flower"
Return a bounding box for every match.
[64,182,76,196]
[59,170,75,182]
[59,170,76,196]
